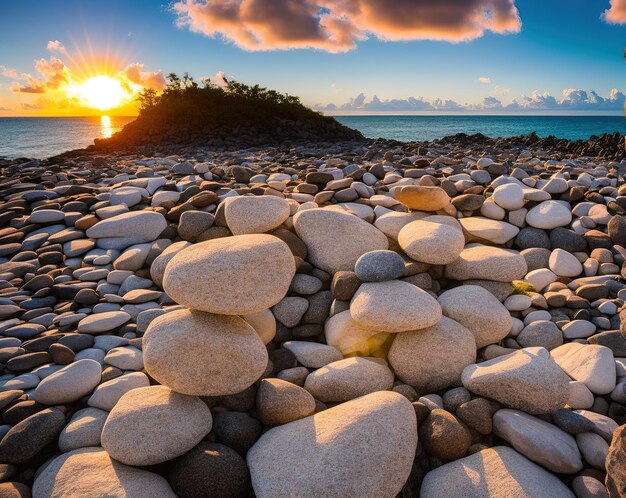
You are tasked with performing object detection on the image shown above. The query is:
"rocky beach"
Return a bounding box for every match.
[0,132,625,498]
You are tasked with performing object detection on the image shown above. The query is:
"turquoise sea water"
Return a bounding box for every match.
[1,115,625,159]
[334,115,626,142]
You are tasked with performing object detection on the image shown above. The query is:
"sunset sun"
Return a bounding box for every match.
[75,75,127,110]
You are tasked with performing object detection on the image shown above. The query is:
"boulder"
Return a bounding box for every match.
[420,446,575,498]
[143,309,268,396]
[224,196,290,235]
[163,234,295,315]
[324,310,390,356]
[551,343,616,395]
[86,211,167,243]
[33,359,102,405]
[247,391,416,498]
[392,185,451,211]
[398,219,464,264]
[293,208,388,274]
[256,378,316,425]
[388,316,476,391]
[101,385,212,466]
[445,244,527,282]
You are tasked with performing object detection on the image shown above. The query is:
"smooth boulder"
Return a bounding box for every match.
[163,234,295,315]
[143,309,268,396]
[224,196,290,235]
[247,391,416,498]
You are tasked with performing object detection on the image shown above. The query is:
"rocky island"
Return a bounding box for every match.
[0,83,625,497]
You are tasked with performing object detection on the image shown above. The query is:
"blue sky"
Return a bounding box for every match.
[0,0,625,114]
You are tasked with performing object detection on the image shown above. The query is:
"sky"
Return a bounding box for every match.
[0,0,625,116]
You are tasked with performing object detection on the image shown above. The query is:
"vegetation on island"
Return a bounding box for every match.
[94,73,363,149]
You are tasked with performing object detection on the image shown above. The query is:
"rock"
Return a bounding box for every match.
[282,341,343,368]
[163,234,295,315]
[462,349,571,414]
[549,248,583,277]
[242,309,276,345]
[33,359,102,405]
[350,280,441,333]
[576,432,609,470]
[167,442,251,498]
[354,250,405,281]
[517,320,563,350]
[32,447,176,498]
[551,343,616,395]
[212,411,262,456]
[256,378,315,425]
[419,409,472,461]
[224,196,290,235]
[493,182,525,210]
[420,446,575,498]
[438,285,511,348]
[88,372,150,411]
[456,397,493,434]
[101,385,212,466]
[77,311,131,333]
[606,424,626,497]
[303,357,394,402]
[293,208,388,274]
[324,310,390,356]
[398,219,464,264]
[445,244,527,282]
[177,210,215,242]
[272,296,309,327]
[526,200,573,229]
[493,408,582,473]
[104,346,144,370]
[388,316,476,391]
[247,391,416,498]
[58,407,108,452]
[572,476,609,498]
[459,217,520,244]
[392,185,451,211]
[0,408,66,463]
[150,241,191,287]
[144,309,268,396]
[86,211,167,243]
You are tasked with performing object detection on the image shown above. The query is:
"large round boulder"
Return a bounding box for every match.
[143,309,268,396]
[224,196,290,235]
[101,385,212,466]
[163,234,295,315]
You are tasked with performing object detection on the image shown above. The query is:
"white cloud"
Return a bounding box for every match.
[0,66,18,79]
[47,40,69,57]
[478,77,492,84]
[315,88,626,112]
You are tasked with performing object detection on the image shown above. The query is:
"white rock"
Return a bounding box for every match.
[34,359,102,405]
[526,201,572,229]
[551,343,616,395]
[549,248,583,277]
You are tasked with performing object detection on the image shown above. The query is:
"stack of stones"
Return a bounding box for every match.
[1,140,626,497]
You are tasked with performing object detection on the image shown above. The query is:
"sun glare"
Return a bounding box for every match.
[75,75,127,110]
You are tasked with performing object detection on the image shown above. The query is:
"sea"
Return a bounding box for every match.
[1,115,625,159]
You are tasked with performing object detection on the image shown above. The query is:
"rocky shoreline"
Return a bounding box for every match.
[0,134,626,497]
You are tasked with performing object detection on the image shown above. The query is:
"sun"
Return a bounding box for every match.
[75,75,127,110]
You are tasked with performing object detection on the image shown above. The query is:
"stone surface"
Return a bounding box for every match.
[551,343,616,395]
[445,244,527,282]
[350,280,442,333]
[606,424,626,498]
[324,310,390,356]
[388,316,476,391]
[303,357,394,402]
[420,446,575,498]
[33,359,102,405]
[163,234,295,314]
[293,208,388,274]
[144,309,268,396]
[438,285,512,348]
[392,185,451,211]
[224,195,290,235]
[493,408,582,473]
[526,201,573,229]
[33,447,176,498]
[86,211,167,243]
[87,371,150,411]
[167,442,251,498]
[353,250,405,281]
[419,409,472,461]
[462,349,571,414]
[256,378,316,425]
[101,385,212,466]
[398,219,464,264]
[58,407,108,452]
[247,391,416,498]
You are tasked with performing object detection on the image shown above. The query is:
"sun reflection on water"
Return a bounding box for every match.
[100,115,112,138]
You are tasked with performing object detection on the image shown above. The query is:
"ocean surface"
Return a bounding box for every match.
[1,115,625,159]
[0,116,135,159]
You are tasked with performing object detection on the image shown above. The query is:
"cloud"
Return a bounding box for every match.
[20,102,43,110]
[11,57,70,93]
[478,77,492,84]
[47,40,69,57]
[173,0,522,52]
[602,0,626,23]
[119,63,167,91]
[0,66,18,79]
[315,88,626,112]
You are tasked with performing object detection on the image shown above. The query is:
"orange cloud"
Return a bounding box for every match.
[0,66,18,79]
[12,57,70,93]
[173,0,521,52]
[120,63,167,91]
[603,0,626,23]
[47,40,69,57]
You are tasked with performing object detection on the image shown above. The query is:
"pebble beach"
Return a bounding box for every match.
[0,136,625,497]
